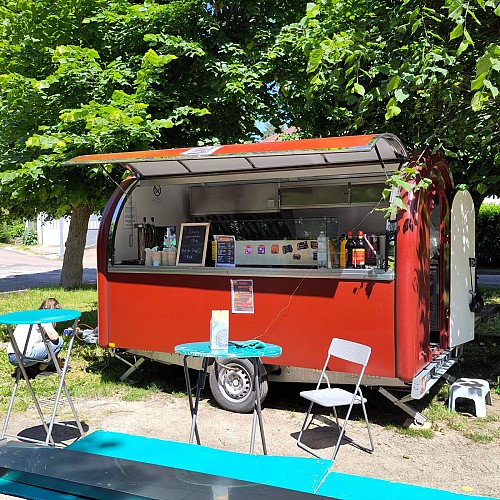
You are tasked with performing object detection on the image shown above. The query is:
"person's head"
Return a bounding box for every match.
[39,298,61,310]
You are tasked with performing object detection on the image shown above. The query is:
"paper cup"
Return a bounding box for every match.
[145,249,152,266]
[152,251,162,267]
[161,251,169,266]
[167,250,177,266]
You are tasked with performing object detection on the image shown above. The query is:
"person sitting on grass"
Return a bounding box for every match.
[6,297,64,377]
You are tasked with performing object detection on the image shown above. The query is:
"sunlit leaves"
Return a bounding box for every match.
[307,48,324,73]
[306,2,320,18]
[353,82,365,96]
[385,97,401,119]
[387,75,401,91]
[472,43,500,107]
[450,21,464,40]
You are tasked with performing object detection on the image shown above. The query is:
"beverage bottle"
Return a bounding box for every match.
[339,234,347,268]
[345,231,355,268]
[163,227,172,250]
[317,231,328,268]
[354,230,366,268]
[170,227,177,248]
[145,218,154,249]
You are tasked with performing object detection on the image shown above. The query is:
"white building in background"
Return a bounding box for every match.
[483,196,500,205]
[37,214,100,256]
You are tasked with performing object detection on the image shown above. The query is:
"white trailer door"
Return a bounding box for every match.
[450,190,475,347]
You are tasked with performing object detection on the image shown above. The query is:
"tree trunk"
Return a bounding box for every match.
[60,206,92,290]
[470,190,486,217]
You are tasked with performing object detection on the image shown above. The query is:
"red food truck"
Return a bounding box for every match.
[67,134,477,422]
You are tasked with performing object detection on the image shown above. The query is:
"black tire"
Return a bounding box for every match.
[209,357,269,413]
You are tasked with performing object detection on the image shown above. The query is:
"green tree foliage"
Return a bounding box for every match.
[269,0,500,200]
[477,202,500,267]
[0,0,306,288]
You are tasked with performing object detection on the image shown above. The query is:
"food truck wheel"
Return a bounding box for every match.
[209,358,269,413]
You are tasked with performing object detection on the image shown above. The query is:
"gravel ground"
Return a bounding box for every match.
[2,386,499,499]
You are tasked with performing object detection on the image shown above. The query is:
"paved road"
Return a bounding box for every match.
[477,272,500,287]
[0,247,97,293]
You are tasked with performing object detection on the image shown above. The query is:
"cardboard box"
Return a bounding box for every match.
[210,310,229,352]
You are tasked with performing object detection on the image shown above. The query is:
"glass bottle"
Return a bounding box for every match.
[345,231,355,268]
[354,230,366,269]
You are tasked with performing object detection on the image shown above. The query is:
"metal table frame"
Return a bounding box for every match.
[0,309,85,447]
[174,341,282,455]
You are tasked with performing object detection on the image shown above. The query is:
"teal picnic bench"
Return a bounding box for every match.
[0,430,495,500]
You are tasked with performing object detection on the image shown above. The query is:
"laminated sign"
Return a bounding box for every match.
[210,310,229,352]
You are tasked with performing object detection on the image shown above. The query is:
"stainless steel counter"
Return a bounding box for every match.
[108,265,395,281]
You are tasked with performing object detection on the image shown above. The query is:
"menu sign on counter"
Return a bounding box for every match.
[176,223,210,266]
[215,235,236,267]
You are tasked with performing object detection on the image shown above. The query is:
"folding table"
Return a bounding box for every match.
[0,308,85,447]
[174,341,282,454]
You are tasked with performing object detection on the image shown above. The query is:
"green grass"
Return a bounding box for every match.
[385,425,434,439]
[0,286,187,413]
[479,285,500,307]
[0,286,98,340]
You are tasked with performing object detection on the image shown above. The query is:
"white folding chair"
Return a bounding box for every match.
[297,338,374,461]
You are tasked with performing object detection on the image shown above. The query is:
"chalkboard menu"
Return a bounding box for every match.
[176,223,210,266]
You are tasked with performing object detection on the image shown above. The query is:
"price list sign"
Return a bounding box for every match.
[215,235,236,267]
[176,223,210,266]
[231,279,254,314]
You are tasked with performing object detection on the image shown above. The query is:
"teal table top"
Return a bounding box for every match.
[175,341,282,359]
[0,309,81,325]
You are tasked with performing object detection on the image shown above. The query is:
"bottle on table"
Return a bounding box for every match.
[317,231,328,268]
[354,230,366,269]
[345,231,355,268]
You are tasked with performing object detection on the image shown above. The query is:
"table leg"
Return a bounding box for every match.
[3,326,54,446]
[184,356,209,445]
[250,358,267,455]
[45,322,85,446]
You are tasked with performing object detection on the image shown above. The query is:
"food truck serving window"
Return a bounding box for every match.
[67,134,407,275]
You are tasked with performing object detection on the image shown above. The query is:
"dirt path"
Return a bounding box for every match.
[4,390,500,499]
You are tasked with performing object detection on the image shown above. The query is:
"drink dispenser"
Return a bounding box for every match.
[135,217,147,264]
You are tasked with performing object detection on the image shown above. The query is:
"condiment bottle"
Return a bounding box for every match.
[354,230,366,269]
[345,231,355,268]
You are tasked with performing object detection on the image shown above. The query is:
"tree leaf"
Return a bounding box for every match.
[457,40,469,56]
[392,196,407,211]
[306,3,320,18]
[353,82,365,96]
[387,75,401,91]
[394,88,409,102]
[476,182,488,194]
[463,28,474,44]
[471,73,486,90]
[307,48,324,73]
[483,79,499,98]
[385,97,401,119]
[449,21,464,40]
[471,91,483,110]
